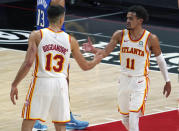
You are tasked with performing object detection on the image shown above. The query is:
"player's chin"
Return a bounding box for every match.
[126,25,132,30]
[127,27,133,30]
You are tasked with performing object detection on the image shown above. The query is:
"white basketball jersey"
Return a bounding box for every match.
[33,28,71,78]
[120,29,151,76]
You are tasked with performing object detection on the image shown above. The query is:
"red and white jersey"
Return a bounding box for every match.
[33,28,71,78]
[120,29,151,76]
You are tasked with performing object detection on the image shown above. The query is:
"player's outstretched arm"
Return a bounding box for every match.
[83,30,122,58]
[148,34,171,98]
[71,36,103,71]
[10,31,39,105]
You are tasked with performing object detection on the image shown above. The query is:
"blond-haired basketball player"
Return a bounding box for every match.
[10,5,102,131]
[83,5,171,131]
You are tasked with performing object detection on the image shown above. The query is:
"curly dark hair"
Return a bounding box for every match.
[128,5,149,23]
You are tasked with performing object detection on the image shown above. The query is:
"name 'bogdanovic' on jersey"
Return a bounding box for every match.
[33,28,71,78]
[120,29,151,76]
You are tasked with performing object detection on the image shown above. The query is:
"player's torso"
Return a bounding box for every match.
[34,28,71,78]
[120,29,151,76]
[36,0,51,29]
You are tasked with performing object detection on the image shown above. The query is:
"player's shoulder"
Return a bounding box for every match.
[31,30,41,37]
[114,29,123,34]
[70,35,77,43]
[112,30,121,37]
[112,30,125,40]
[29,30,42,42]
[148,33,159,41]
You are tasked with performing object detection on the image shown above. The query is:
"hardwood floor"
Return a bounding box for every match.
[0,48,178,131]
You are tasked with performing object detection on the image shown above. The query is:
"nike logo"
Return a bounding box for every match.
[138,80,144,83]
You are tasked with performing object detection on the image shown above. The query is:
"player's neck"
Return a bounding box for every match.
[49,24,62,32]
[129,27,144,40]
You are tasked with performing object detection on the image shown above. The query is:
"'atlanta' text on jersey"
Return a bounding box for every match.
[121,47,144,57]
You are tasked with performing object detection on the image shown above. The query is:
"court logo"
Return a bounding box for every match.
[0,29,30,44]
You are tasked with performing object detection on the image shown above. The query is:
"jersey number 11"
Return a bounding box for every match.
[126,58,135,70]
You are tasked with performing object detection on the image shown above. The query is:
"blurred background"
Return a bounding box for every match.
[0,0,179,30]
[0,0,179,73]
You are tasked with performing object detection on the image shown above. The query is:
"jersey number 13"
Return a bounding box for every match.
[37,9,45,28]
[45,53,65,72]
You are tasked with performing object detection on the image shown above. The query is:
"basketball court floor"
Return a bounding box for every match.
[0,2,179,131]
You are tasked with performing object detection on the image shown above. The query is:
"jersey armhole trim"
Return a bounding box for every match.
[69,35,71,44]
[120,30,125,44]
[40,29,43,40]
[144,32,151,54]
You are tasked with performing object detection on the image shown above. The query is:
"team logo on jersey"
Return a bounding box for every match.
[139,41,144,47]
[0,29,30,44]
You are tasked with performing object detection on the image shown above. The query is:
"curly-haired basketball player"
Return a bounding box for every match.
[83,5,171,131]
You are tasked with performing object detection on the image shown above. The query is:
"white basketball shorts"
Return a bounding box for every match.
[118,74,149,115]
[22,77,70,123]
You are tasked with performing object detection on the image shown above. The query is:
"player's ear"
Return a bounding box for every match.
[60,15,65,26]
[139,18,144,24]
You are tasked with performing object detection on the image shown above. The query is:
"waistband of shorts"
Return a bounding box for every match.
[120,72,149,77]
[33,76,67,79]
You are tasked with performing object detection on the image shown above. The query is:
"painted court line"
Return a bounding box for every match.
[65,11,124,23]
[66,30,111,38]
[165,107,178,110]
[90,108,178,127]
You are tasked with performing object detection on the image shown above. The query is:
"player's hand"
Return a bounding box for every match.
[82,37,95,53]
[10,85,18,105]
[163,81,171,98]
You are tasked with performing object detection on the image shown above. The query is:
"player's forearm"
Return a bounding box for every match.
[156,53,170,82]
[103,43,116,57]
[12,62,32,87]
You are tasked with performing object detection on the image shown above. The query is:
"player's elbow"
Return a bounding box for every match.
[78,61,94,71]
[80,66,90,71]
[80,63,93,71]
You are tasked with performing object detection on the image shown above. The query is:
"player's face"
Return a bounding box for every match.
[126,12,142,30]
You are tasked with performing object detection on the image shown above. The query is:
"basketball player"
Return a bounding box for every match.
[36,0,89,130]
[10,5,102,131]
[83,5,171,131]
